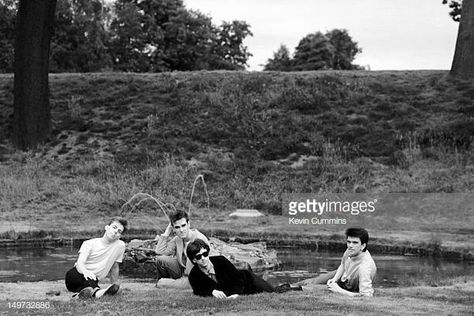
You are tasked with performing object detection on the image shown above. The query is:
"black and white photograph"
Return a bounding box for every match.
[0,0,472,315]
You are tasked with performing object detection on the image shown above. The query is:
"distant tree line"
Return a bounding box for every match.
[264,29,362,71]
[0,0,253,73]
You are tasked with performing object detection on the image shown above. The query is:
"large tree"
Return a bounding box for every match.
[13,0,57,149]
[447,0,474,78]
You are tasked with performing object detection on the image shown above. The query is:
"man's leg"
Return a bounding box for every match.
[247,271,275,293]
[294,270,337,287]
[65,267,99,293]
[155,255,183,280]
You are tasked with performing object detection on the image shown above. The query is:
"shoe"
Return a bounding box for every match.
[104,284,120,295]
[274,283,291,293]
[290,285,303,291]
[94,284,120,298]
[77,287,94,299]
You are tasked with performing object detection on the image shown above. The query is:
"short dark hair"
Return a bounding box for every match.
[169,209,189,225]
[109,217,128,233]
[186,239,210,262]
[345,227,369,251]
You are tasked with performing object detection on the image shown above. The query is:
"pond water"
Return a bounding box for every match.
[1,246,473,287]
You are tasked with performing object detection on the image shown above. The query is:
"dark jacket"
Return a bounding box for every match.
[188,256,257,297]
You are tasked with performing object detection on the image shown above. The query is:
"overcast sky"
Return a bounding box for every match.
[184,0,459,71]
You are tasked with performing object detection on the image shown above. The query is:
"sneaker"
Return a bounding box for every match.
[77,287,94,299]
[94,284,120,298]
[274,283,291,293]
[104,284,120,295]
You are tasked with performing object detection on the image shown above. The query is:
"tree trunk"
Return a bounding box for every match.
[13,0,57,150]
[451,0,474,78]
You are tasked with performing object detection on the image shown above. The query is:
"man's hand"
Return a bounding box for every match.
[227,294,239,299]
[326,278,336,286]
[83,270,97,281]
[212,290,227,299]
[162,223,173,237]
[327,281,343,293]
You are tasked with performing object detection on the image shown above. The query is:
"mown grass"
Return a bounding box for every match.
[1,278,473,316]
[0,70,473,249]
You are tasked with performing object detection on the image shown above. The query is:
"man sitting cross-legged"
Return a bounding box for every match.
[186,239,302,298]
[154,209,209,287]
[65,217,128,299]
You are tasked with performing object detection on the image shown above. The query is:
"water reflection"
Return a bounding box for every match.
[0,247,472,287]
[264,248,474,287]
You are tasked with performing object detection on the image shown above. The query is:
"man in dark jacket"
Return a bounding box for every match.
[186,239,300,298]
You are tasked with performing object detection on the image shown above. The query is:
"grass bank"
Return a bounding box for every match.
[0,70,473,256]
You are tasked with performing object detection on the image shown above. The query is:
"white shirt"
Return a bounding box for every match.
[76,238,125,280]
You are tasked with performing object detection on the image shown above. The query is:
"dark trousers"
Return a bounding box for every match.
[65,267,100,293]
[241,270,275,294]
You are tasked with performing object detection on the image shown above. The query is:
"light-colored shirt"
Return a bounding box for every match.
[200,263,217,283]
[76,238,125,280]
[339,249,376,296]
[157,228,209,275]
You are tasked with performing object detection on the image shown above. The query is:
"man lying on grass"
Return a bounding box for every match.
[65,217,128,299]
[154,209,210,288]
[186,239,302,298]
[326,227,377,297]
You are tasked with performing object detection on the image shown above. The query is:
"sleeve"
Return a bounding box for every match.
[160,237,177,256]
[219,256,245,295]
[78,240,92,256]
[188,267,216,297]
[358,264,374,297]
[115,241,126,263]
[154,235,172,254]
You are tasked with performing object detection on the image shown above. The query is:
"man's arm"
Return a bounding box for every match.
[75,244,97,281]
[155,236,177,256]
[356,265,375,297]
[327,263,344,285]
[220,257,245,295]
[327,282,359,297]
[108,262,120,284]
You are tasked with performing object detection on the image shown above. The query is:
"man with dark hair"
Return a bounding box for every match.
[186,239,301,298]
[65,217,128,299]
[326,227,377,297]
[154,209,209,287]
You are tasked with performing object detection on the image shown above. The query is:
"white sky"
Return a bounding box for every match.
[184,0,459,71]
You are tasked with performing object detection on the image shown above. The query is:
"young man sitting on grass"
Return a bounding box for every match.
[186,239,301,298]
[65,217,128,299]
[326,227,377,297]
[154,209,210,288]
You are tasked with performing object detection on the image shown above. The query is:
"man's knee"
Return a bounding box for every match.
[155,255,176,266]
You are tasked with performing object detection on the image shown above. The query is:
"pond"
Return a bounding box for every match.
[1,246,473,288]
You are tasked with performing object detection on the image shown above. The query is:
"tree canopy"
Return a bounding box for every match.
[443,0,462,22]
[264,29,362,71]
[0,0,253,72]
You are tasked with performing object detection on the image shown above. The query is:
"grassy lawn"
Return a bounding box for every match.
[0,278,473,315]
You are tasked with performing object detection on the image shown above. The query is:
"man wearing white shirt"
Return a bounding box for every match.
[65,217,128,299]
